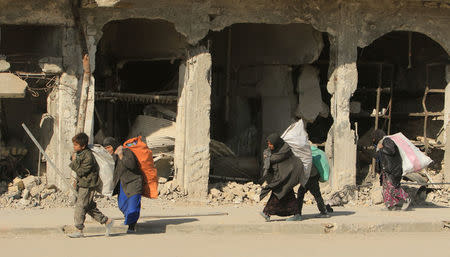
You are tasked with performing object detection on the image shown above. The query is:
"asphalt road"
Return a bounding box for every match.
[1,232,449,257]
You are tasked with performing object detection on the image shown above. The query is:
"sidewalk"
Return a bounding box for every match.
[1,201,449,236]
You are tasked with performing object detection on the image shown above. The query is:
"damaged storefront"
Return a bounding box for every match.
[0,25,62,188]
[0,0,449,201]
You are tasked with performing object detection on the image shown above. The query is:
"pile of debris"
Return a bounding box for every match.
[0,175,66,209]
[207,182,262,205]
[323,182,450,208]
[0,175,118,209]
[158,180,187,201]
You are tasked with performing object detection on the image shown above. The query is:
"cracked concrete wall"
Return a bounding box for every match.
[445,65,450,182]
[40,27,83,190]
[1,0,449,192]
[174,49,211,198]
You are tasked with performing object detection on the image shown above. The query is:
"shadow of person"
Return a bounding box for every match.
[301,211,356,220]
[135,218,199,234]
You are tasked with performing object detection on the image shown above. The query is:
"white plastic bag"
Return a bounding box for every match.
[386,133,433,175]
[281,119,312,186]
[89,144,115,196]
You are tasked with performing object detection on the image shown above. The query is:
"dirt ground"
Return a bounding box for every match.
[1,232,449,257]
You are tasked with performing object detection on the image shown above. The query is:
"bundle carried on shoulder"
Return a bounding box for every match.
[310,146,330,182]
[281,119,312,186]
[386,132,432,175]
[281,119,313,173]
[124,136,158,199]
[89,144,115,196]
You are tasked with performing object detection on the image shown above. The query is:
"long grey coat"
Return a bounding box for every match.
[260,143,303,200]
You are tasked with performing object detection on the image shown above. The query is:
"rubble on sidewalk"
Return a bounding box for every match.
[207,182,263,205]
[0,175,118,209]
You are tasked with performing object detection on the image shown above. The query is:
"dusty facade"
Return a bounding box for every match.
[0,0,449,198]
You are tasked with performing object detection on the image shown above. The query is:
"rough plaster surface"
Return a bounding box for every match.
[230,23,323,65]
[174,50,211,198]
[444,65,450,182]
[296,65,323,121]
[327,63,358,190]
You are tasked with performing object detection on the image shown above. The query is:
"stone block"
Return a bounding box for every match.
[22,176,39,190]
[370,186,384,205]
[39,57,63,74]
[0,59,10,72]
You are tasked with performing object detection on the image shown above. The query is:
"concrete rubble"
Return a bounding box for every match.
[0,175,118,209]
[1,173,448,209]
[0,58,10,72]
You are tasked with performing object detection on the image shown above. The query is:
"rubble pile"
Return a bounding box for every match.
[0,175,118,209]
[158,180,187,201]
[207,182,262,205]
[324,183,450,207]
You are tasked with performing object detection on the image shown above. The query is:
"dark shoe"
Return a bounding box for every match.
[127,223,137,234]
[259,212,270,222]
[316,213,330,218]
[326,204,334,213]
[67,230,84,238]
[286,214,302,221]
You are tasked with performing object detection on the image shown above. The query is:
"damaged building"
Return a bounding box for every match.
[0,0,449,199]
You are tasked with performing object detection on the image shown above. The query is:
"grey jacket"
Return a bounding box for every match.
[113,148,143,198]
[69,149,100,188]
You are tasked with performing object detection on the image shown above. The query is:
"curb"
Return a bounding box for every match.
[1,221,448,236]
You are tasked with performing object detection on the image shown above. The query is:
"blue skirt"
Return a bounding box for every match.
[118,182,141,225]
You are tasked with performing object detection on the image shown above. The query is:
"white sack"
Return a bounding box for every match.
[386,133,433,175]
[89,144,115,196]
[281,119,312,186]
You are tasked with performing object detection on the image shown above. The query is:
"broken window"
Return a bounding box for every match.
[0,25,61,182]
[94,19,188,181]
[353,31,449,184]
[0,25,62,72]
[207,24,331,182]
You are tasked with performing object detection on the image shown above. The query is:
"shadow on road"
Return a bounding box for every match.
[136,218,199,234]
[270,211,356,222]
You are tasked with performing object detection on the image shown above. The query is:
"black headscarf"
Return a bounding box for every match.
[372,129,386,145]
[266,133,284,152]
[103,137,120,150]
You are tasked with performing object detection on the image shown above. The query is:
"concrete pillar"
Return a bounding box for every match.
[325,27,358,191]
[45,27,82,190]
[444,65,450,182]
[174,47,212,199]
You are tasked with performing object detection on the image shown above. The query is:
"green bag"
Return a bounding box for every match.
[311,146,330,182]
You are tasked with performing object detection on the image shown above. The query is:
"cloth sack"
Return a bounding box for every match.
[310,146,330,182]
[281,119,312,186]
[386,132,432,175]
[124,136,158,199]
[89,144,115,196]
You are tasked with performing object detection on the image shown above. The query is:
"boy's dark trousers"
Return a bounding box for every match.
[74,187,108,230]
[297,175,327,215]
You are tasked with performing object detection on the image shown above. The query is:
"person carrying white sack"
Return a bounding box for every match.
[281,116,329,220]
[372,129,411,211]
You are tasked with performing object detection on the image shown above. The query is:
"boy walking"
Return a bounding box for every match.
[68,133,113,238]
